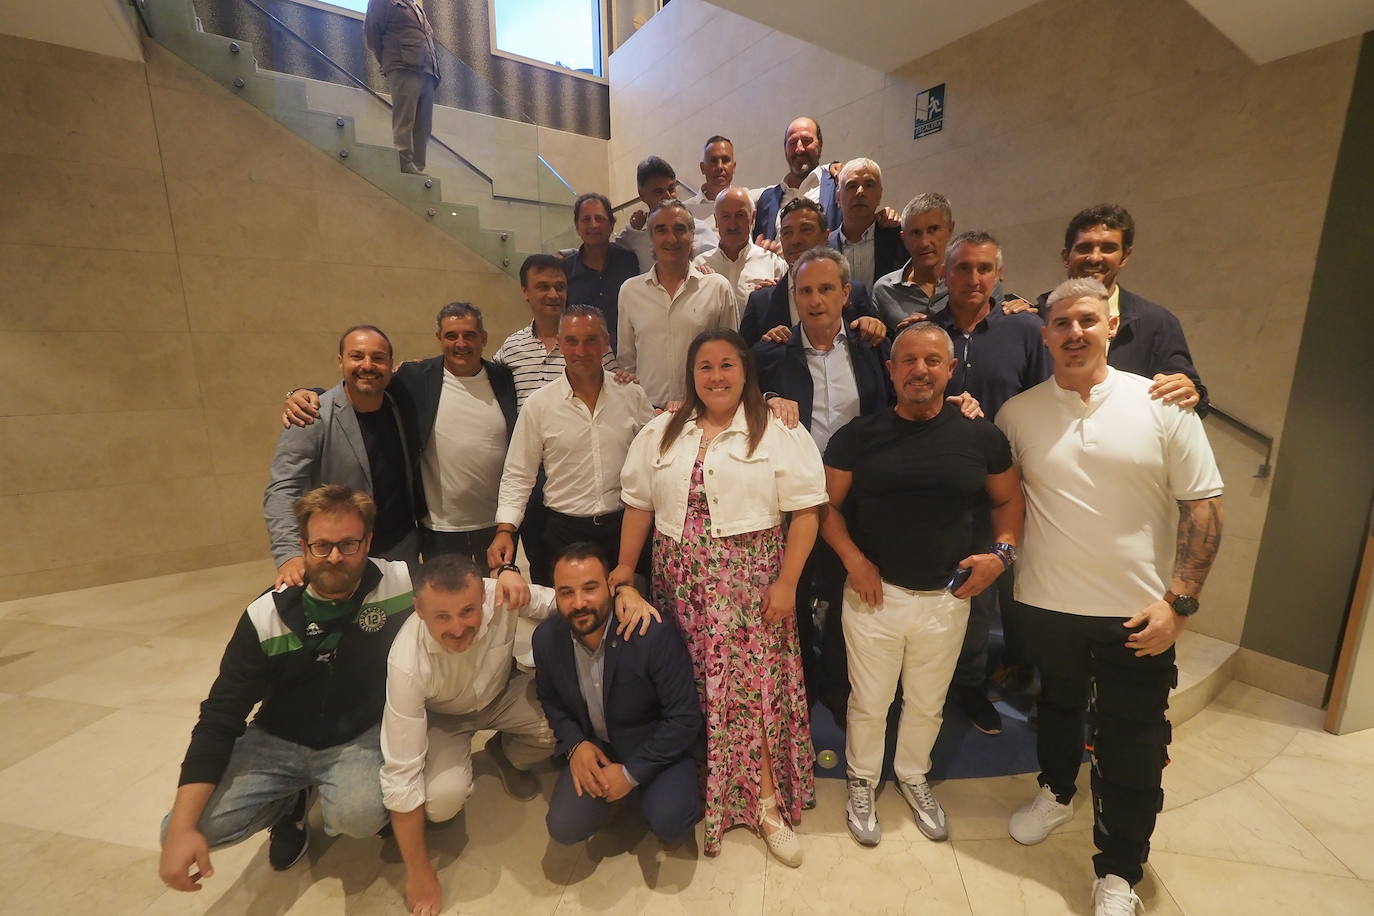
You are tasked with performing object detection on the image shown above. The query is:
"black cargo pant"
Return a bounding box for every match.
[1015,602,1176,885]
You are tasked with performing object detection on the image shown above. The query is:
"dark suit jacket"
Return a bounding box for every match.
[1035,286,1209,414]
[827,224,905,286]
[532,614,704,786]
[753,324,894,430]
[753,168,841,242]
[387,356,518,521]
[739,273,878,347]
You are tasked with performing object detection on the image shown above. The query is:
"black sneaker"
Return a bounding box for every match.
[268,789,310,870]
[487,734,541,800]
[957,686,1003,735]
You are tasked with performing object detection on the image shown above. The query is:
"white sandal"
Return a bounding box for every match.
[758,793,802,867]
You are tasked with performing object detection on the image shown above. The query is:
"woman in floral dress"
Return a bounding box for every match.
[613,328,827,865]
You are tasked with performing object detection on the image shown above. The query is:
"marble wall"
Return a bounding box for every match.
[608,0,1360,654]
[0,34,530,601]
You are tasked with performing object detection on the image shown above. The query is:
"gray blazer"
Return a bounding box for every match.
[262,383,385,565]
[364,0,439,79]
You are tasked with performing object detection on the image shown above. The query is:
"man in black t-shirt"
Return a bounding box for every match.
[265,325,419,589]
[821,321,1024,849]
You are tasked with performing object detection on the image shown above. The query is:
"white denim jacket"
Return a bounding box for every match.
[620,403,827,540]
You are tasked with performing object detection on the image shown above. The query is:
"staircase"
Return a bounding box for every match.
[136,0,580,277]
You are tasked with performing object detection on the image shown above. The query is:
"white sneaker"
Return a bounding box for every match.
[1008,784,1073,845]
[1092,875,1143,915]
[758,793,802,867]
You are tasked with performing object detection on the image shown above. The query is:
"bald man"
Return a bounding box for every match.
[692,186,786,310]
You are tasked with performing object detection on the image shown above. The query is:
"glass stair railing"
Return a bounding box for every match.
[136,0,581,276]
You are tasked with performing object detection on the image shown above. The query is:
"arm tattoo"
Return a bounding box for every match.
[1174,497,1223,594]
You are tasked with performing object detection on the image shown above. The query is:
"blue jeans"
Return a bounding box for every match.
[546,753,700,846]
[161,724,387,848]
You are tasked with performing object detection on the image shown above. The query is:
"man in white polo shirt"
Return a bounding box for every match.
[692,186,786,312]
[617,200,739,407]
[995,277,1224,916]
[489,304,656,579]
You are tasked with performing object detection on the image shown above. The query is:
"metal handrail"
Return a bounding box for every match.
[232,0,576,205]
[129,0,153,36]
[1205,403,1273,478]
[612,180,696,214]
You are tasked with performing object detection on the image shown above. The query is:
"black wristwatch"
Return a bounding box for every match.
[1165,591,1200,616]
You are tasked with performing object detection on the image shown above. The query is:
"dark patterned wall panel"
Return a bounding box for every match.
[193,0,610,137]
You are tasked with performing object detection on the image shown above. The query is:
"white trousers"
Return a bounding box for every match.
[843,579,969,784]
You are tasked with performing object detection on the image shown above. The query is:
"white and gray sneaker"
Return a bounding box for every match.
[1091,875,1143,915]
[1009,784,1074,845]
[845,778,880,847]
[897,777,948,841]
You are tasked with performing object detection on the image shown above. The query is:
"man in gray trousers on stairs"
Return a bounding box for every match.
[365,0,440,175]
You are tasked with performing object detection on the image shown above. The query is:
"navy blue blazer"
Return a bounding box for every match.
[532,614,704,786]
[739,273,879,347]
[1034,286,1209,415]
[753,324,894,431]
[827,224,905,286]
[753,168,841,242]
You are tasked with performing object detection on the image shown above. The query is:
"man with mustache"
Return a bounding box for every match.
[692,186,787,311]
[159,486,412,891]
[267,325,421,589]
[997,277,1223,915]
[534,542,704,850]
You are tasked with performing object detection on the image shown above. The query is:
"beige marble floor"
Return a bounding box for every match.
[1,560,1372,915]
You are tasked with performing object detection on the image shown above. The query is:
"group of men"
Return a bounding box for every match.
[161,114,1222,916]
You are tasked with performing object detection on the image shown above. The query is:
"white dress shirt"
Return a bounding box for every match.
[802,323,861,454]
[693,242,787,311]
[621,404,827,540]
[496,370,657,526]
[381,578,556,812]
[767,169,823,237]
[616,264,739,407]
[836,223,876,289]
[420,366,507,531]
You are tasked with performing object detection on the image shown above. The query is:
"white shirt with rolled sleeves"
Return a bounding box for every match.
[495,371,657,527]
[380,578,556,813]
[616,265,739,407]
[620,403,828,541]
[995,368,1224,618]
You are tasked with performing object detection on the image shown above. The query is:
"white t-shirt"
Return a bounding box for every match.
[421,366,508,531]
[996,368,1223,617]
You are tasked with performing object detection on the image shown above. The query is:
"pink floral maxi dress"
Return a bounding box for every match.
[651,460,815,855]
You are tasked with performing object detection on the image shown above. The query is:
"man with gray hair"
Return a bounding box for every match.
[998,277,1223,915]
[932,229,1050,736]
[828,158,904,290]
[692,186,787,310]
[821,320,1023,847]
[617,200,738,407]
[873,192,956,328]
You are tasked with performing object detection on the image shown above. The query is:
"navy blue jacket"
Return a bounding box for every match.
[753,324,894,430]
[532,614,704,786]
[1035,286,1209,415]
[753,168,841,242]
[739,273,879,347]
[827,224,906,286]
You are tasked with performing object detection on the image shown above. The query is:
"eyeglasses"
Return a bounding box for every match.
[305,538,364,558]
